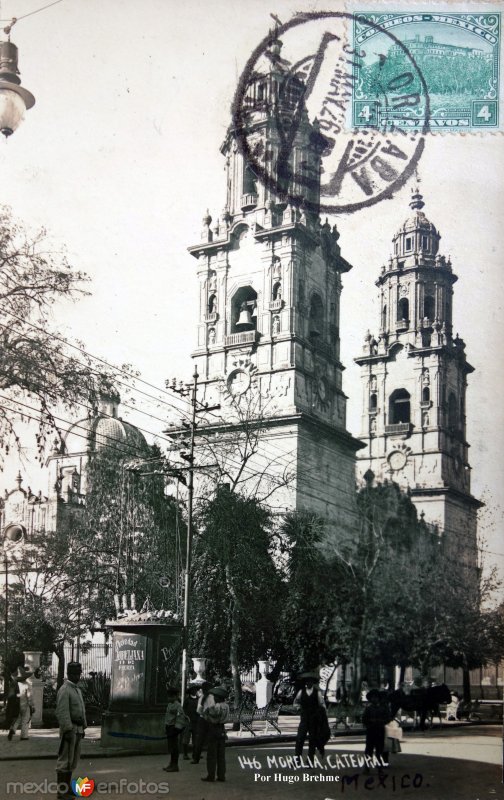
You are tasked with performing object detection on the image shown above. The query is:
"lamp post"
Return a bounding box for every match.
[2,523,26,699]
[0,37,35,137]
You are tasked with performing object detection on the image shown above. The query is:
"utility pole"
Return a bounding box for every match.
[180,367,197,705]
[169,368,219,703]
[3,553,8,701]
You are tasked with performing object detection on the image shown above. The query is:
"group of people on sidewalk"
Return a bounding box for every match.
[164,681,229,782]
[293,672,402,774]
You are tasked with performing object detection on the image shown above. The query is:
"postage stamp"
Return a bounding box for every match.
[232,12,430,215]
[351,12,501,131]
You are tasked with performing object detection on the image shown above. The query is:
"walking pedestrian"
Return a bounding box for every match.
[8,665,34,741]
[191,681,214,764]
[55,662,87,800]
[201,686,229,783]
[294,671,328,763]
[163,686,189,773]
[362,688,390,774]
[182,684,199,760]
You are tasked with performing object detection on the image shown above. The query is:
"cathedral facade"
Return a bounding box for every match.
[355,191,480,567]
[186,39,362,529]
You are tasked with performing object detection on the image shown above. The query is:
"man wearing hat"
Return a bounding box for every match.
[293,672,328,762]
[201,686,229,783]
[7,665,34,741]
[55,662,87,800]
[190,681,214,764]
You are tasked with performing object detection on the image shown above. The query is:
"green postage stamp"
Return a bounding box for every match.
[352,12,501,130]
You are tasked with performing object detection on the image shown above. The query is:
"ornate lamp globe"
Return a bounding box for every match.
[0,40,35,137]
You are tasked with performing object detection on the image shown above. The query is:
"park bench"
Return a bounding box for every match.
[328,702,364,733]
[251,700,282,734]
[457,699,503,722]
[226,698,282,736]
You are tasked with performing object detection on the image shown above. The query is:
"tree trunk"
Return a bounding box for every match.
[341,663,348,702]
[225,565,242,709]
[352,641,363,703]
[462,667,471,703]
[384,665,395,690]
[55,643,66,689]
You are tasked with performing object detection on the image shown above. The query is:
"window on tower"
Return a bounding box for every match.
[405,236,412,251]
[309,293,324,338]
[272,281,282,301]
[370,393,378,412]
[243,163,258,196]
[389,389,411,424]
[422,386,430,403]
[422,235,429,251]
[423,295,435,320]
[397,297,409,321]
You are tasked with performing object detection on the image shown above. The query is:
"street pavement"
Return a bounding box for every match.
[0,725,500,800]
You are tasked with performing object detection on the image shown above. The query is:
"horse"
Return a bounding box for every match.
[389,683,451,730]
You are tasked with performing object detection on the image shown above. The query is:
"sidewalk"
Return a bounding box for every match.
[0,716,475,761]
[0,717,338,761]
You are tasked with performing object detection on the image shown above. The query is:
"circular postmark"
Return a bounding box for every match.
[232,12,430,215]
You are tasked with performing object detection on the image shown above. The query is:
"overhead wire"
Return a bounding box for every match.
[1,310,190,412]
[1,0,65,26]
[2,386,497,561]
[1,312,498,560]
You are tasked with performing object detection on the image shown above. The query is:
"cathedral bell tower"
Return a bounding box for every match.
[355,191,480,564]
[186,36,362,527]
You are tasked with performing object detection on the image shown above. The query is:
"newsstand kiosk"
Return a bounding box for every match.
[101,614,182,752]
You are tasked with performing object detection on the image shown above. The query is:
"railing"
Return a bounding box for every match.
[224,330,259,347]
[385,422,412,435]
[241,193,258,211]
[48,643,112,679]
[269,299,283,311]
[395,318,409,330]
[204,312,219,323]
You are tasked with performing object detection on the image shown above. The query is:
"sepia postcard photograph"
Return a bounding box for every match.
[0,1,502,798]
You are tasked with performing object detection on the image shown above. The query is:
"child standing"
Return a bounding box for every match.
[362,689,390,774]
[163,686,189,773]
[182,684,200,760]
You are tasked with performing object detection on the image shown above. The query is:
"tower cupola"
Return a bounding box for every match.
[392,189,441,261]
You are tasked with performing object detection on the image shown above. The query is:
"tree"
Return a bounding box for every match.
[274,512,340,678]
[0,205,115,464]
[2,445,183,686]
[167,378,295,506]
[189,486,283,703]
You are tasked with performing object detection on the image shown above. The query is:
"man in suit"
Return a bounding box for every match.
[55,662,87,800]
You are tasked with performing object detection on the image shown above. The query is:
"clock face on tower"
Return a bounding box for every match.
[388,449,407,471]
[227,368,250,397]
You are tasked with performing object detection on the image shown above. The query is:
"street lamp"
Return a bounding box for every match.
[0,39,35,137]
[2,523,26,699]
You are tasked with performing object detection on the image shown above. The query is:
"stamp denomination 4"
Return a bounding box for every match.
[352,12,501,130]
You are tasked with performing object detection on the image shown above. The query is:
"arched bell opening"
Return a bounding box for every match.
[231,286,258,333]
[389,388,411,424]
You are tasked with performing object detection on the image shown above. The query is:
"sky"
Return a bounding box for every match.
[0,0,503,583]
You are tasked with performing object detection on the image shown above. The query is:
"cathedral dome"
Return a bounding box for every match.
[62,394,147,456]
